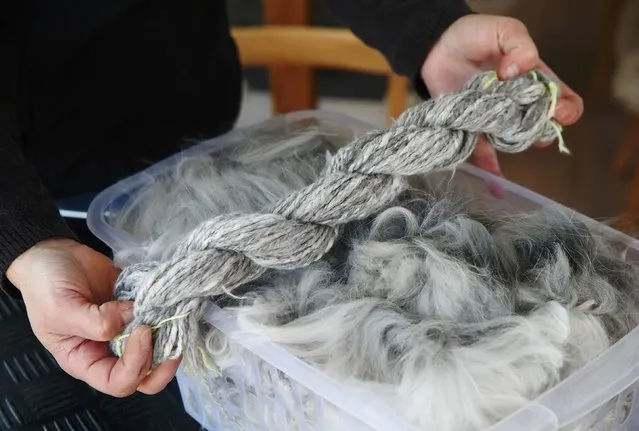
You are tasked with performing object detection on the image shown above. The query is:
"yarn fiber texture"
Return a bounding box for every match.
[210,191,639,431]
[111,71,563,365]
[108,128,639,431]
[107,81,639,430]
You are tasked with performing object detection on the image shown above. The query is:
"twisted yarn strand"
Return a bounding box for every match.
[111,70,565,365]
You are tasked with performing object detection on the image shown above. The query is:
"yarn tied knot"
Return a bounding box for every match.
[111,70,567,365]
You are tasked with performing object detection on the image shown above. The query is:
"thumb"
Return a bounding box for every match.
[494,18,583,126]
[62,298,135,342]
[496,18,541,80]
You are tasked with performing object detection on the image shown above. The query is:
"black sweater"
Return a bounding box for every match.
[0,0,472,284]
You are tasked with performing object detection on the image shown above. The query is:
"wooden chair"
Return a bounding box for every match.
[230,26,410,126]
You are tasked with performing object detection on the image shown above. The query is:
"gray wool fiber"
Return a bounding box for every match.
[108,71,639,430]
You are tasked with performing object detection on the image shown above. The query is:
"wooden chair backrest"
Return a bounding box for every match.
[230,26,408,126]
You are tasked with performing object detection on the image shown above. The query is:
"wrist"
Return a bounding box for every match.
[6,237,80,290]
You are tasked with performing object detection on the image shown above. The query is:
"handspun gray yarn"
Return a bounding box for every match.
[109,100,639,430]
[111,71,563,364]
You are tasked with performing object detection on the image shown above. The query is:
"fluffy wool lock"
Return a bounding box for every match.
[107,70,639,430]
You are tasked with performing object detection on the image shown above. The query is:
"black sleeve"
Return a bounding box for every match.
[0,136,77,293]
[0,1,75,296]
[324,0,474,98]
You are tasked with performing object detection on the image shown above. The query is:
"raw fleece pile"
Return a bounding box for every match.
[112,70,565,367]
[220,196,637,430]
[109,72,639,430]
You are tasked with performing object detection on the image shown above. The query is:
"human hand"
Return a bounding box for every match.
[6,238,180,397]
[421,14,584,179]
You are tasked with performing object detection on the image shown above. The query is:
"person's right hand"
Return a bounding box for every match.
[6,238,180,397]
[421,14,583,179]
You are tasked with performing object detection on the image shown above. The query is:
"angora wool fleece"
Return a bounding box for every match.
[112,125,639,431]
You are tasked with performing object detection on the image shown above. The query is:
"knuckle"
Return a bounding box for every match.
[97,323,113,341]
[504,17,528,33]
[96,314,118,341]
[524,46,540,62]
[502,18,538,54]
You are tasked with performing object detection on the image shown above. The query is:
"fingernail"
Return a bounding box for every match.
[122,307,134,325]
[140,327,152,352]
[505,64,519,79]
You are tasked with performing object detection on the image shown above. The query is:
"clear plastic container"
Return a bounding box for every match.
[87,110,639,431]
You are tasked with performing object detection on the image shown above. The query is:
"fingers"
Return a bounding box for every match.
[137,357,182,395]
[472,136,503,177]
[62,325,154,397]
[495,18,584,128]
[93,263,123,305]
[63,298,134,342]
[496,18,541,80]
[536,60,584,126]
[472,136,508,198]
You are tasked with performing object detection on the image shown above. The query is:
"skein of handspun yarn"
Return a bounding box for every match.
[111,70,564,365]
[105,70,639,430]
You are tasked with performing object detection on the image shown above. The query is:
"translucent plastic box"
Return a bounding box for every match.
[87,110,639,431]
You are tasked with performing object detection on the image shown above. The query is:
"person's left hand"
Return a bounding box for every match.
[6,238,179,397]
[421,14,584,178]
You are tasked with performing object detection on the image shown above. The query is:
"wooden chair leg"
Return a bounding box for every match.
[264,0,316,114]
[386,74,408,127]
